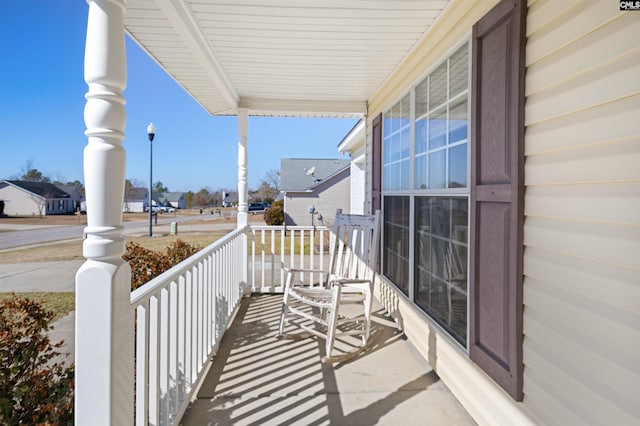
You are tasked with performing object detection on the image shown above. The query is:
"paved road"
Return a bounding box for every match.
[0,213,236,250]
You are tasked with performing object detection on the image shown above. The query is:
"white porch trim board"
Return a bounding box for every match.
[75,0,133,424]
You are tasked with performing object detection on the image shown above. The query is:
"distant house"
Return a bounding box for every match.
[222,191,237,207]
[0,180,75,216]
[55,184,85,212]
[158,191,186,209]
[279,158,351,226]
[123,187,148,213]
[337,120,365,215]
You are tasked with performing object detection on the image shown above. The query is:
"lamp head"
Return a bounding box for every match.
[147,122,156,142]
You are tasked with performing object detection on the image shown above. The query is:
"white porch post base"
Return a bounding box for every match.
[75,260,132,424]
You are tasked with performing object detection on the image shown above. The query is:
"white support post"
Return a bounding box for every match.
[75,0,133,424]
[237,108,249,228]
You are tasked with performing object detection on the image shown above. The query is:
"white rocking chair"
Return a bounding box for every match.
[277,209,381,363]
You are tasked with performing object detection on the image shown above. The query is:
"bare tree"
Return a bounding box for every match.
[263,169,280,191]
[124,178,145,212]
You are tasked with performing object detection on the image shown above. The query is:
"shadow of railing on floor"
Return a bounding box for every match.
[182,295,441,425]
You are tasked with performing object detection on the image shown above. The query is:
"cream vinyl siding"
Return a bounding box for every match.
[350,151,366,215]
[284,170,350,226]
[523,0,640,424]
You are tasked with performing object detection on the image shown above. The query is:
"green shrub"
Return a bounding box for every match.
[0,295,74,425]
[124,239,201,291]
[264,200,284,225]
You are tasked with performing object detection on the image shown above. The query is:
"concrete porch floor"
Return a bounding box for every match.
[180,295,476,426]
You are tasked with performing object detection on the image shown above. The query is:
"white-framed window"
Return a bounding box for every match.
[382,41,470,346]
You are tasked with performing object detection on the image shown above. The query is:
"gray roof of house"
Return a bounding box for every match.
[280,158,350,191]
[285,164,350,194]
[126,187,148,201]
[3,180,71,199]
[159,191,185,202]
[55,184,85,198]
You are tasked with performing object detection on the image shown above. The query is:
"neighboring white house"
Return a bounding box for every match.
[123,187,148,213]
[55,184,85,212]
[279,158,350,225]
[337,120,366,215]
[0,180,75,216]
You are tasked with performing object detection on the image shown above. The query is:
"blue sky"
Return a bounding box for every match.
[0,1,358,192]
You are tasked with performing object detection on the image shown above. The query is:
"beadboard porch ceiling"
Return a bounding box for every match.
[124,0,452,117]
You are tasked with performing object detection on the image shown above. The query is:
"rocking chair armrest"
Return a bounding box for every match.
[329,278,372,286]
[281,263,327,275]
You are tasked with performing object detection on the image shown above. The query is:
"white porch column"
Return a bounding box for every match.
[75,0,133,424]
[237,108,249,228]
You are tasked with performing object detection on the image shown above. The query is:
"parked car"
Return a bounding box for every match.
[146,205,175,213]
[248,202,269,214]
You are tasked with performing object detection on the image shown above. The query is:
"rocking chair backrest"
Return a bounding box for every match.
[328,209,381,282]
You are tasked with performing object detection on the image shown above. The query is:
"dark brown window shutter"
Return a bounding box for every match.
[469,0,526,401]
[371,113,382,213]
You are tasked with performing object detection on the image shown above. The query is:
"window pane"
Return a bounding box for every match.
[449,97,468,144]
[429,107,447,150]
[448,144,467,188]
[384,196,410,295]
[401,126,410,159]
[400,159,410,190]
[415,118,427,154]
[415,154,427,189]
[430,197,450,238]
[383,116,393,138]
[450,43,469,97]
[383,165,391,190]
[391,101,400,133]
[429,62,447,110]
[428,150,446,189]
[416,78,428,118]
[451,198,468,243]
[414,196,468,346]
[401,94,410,128]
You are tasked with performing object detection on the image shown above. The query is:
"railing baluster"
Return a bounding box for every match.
[149,295,160,425]
[185,269,192,391]
[177,275,186,410]
[260,228,265,288]
[169,281,179,419]
[250,228,256,290]
[160,288,169,425]
[299,229,305,283]
[310,229,315,285]
[270,228,276,291]
[135,302,149,426]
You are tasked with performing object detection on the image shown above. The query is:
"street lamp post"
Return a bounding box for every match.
[147,123,156,237]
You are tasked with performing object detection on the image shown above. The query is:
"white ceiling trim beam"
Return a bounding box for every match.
[155,0,239,110]
[239,97,366,117]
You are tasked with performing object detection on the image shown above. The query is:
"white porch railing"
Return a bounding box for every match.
[126,224,331,425]
[248,225,331,292]
[130,226,249,426]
